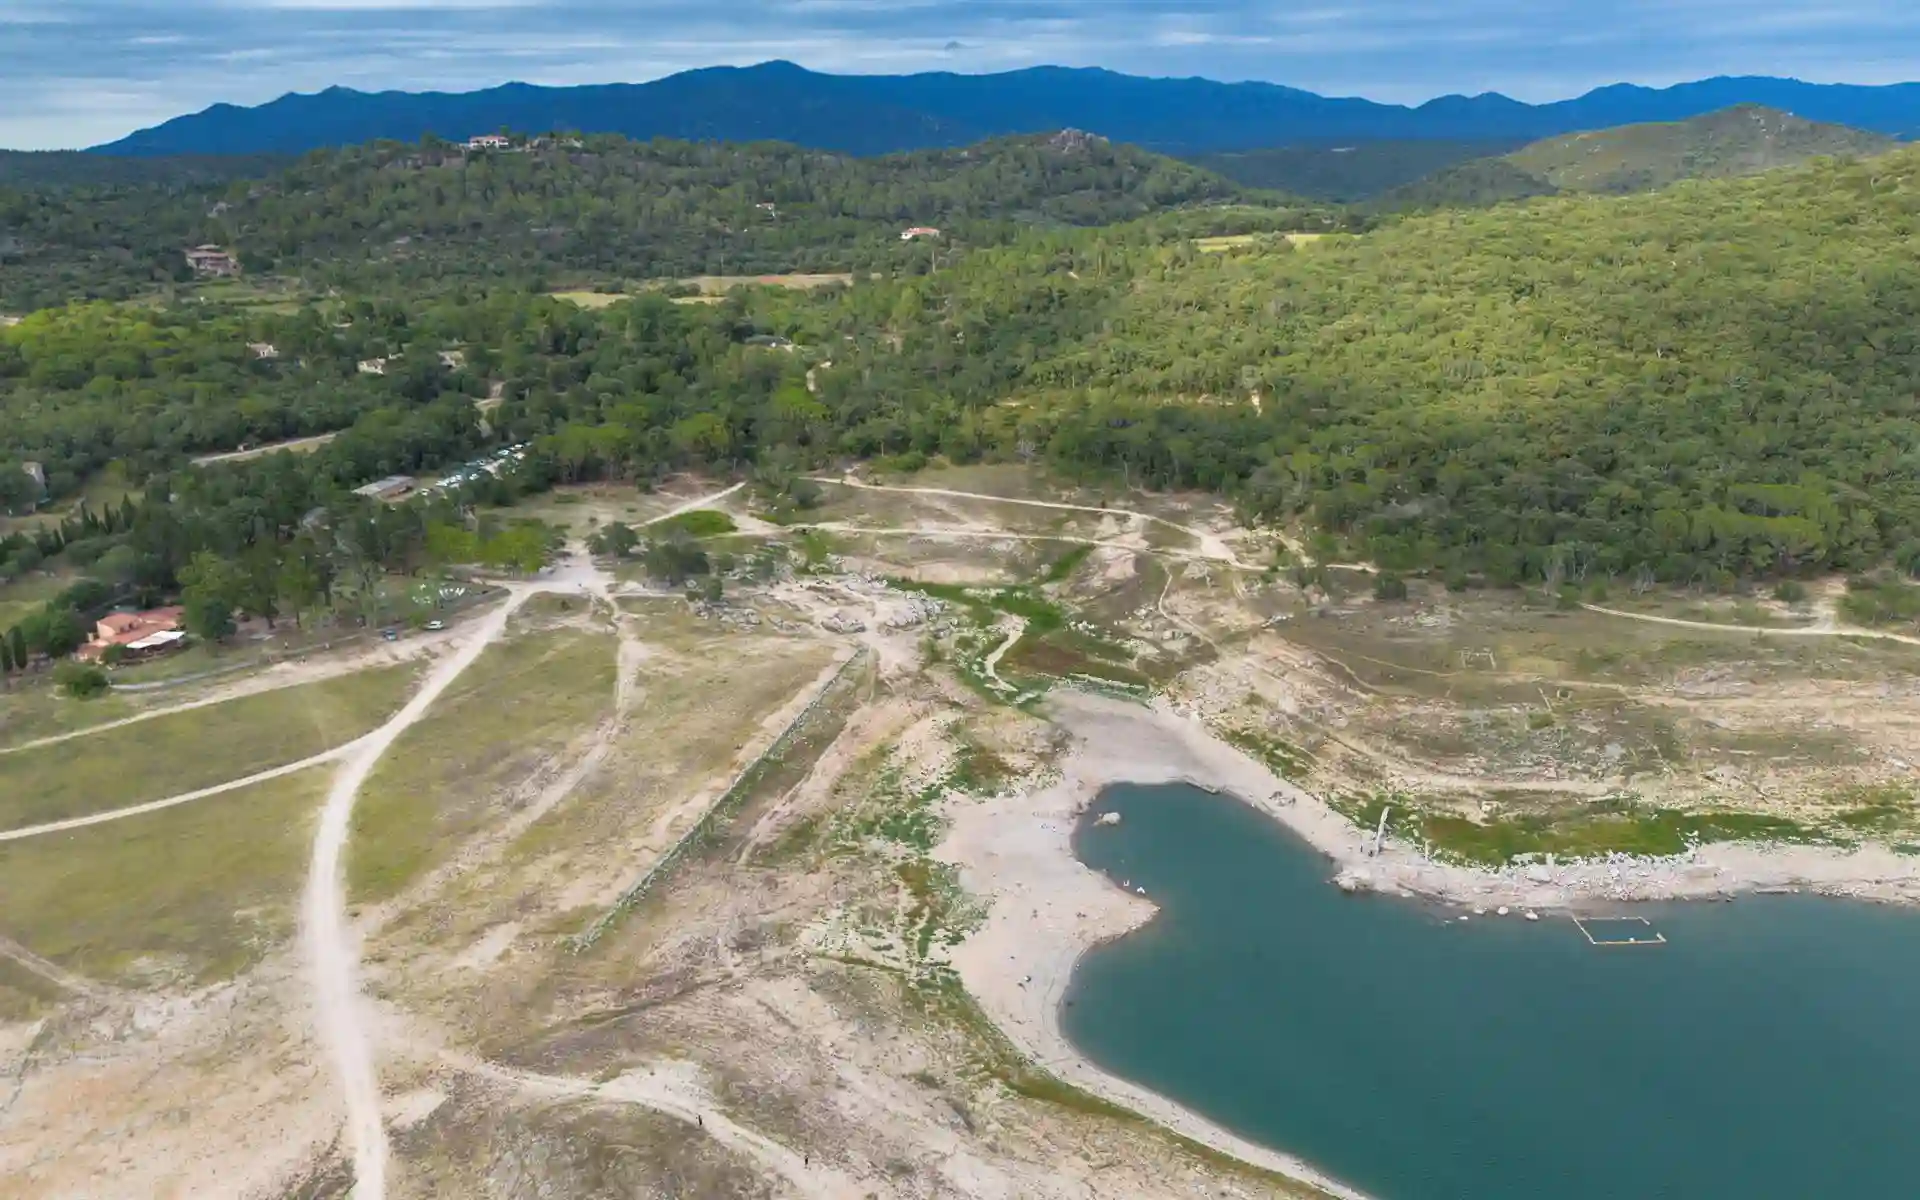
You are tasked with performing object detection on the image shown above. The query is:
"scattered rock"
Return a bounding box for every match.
[1095,811,1122,827]
[821,611,867,634]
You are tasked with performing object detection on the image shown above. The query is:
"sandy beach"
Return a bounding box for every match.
[937,689,1920,1198]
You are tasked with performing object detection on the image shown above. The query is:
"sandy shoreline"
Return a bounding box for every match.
[937,690,1920,1198]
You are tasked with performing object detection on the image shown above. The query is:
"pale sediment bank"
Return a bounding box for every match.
[936,690,1920,1196]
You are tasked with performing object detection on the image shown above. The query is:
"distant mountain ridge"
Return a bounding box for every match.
[1374,104,1897,211]
[92,61,1920,158]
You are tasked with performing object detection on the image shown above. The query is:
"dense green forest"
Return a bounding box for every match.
[0,151,286,188]
[11,131,1920,677]
[763,147,1920,584]
[0,131,1328,311]
[1178,139,1521,201]
[1375,105,1898,212]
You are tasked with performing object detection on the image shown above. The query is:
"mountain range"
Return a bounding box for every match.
[94,61,1920,159]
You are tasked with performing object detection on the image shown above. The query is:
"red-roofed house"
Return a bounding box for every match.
[79,606,187,662]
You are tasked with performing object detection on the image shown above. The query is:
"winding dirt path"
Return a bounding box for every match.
[303,591,527,1199]
[808,521,1237,568]
[0,632,458,758]
[307,484,744,1195]
[0,744,355,842]
[419,1050,855,1198]
[651,481,746,525]
[0,935,119,1002]
[191,432,341,466]
[1580,602,1920,647]
[812,476,1247,565]
[978,618,1025,696]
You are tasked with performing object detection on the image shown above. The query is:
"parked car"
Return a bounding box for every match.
[425,619,445,631]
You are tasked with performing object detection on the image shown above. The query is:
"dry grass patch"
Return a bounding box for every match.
[492,482,697,538]
[547,290,629,309]
[348,627,617,905]
[0,686,144,750]
[392,1079,777,1197]
[679,272,853,293]
[0,662,417,831]
[0,767,329,985]
[0,956,67,1020]
[507,636,839,894]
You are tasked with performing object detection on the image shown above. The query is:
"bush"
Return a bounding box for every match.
[53,660,109,699]
[1839,574,1920,626]
[1774,579,1809,605]
[654,509,737,538]
[1372,572,1408,601]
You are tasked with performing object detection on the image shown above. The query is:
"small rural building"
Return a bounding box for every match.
[466,134,513,151]
[248,342,279,359]
[357,358,387,375]
[900,226,942,241]
[79,606,186,662]
[185,245,240,277]
[353,475,417,502]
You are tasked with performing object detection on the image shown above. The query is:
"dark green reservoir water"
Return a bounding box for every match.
[1064,783,1919,1200]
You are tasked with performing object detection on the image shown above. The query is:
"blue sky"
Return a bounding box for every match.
[4,1,1920,148]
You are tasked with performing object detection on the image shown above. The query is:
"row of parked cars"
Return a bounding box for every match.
[420,442,531,496]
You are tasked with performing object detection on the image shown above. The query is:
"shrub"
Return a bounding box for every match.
[54,660,109,699]
[1773,579,1809,605]
[1372,572,1408,601]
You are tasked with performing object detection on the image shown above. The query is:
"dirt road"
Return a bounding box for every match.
[191,433,342,466]
[1581,602,1920,647]
[303,591,526,1199]
[0,744,356,842]
[304,483,741,1198]
[812,476,1247,565]
[424,1050,857,1199]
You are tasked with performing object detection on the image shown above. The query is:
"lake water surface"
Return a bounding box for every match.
[1064,782,1919,1200]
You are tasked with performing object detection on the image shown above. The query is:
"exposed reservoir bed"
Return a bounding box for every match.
[1064,782,1918,1200]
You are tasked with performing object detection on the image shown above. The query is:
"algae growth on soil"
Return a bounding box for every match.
[1065,782,1919,1200]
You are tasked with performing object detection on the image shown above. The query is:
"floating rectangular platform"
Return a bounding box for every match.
[1573,916,1668,947]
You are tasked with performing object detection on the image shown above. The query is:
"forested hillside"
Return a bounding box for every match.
[764,148,1920,583]
[1507,104,1896,193]
[1376,105,1897,211]
[12,135,1920,602]
[215,131,1274,280]
[1177,140,1522,201]
[1,131,1306,311]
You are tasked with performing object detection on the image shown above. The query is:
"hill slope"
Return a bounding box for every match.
[2,131,1309,310]
[773,144,1920,581]
[1176,140,1524,202]
[92,62,1920,159]
[1376,105,1895,210]
[1507,104,1897,193]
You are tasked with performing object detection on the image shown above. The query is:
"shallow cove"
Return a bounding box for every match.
[1064,782,1920,1200]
